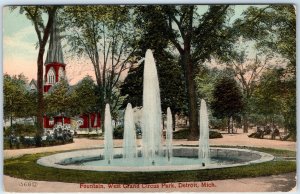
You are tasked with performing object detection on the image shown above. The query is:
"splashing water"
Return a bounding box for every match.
[199,99,210,163]
[166,107,173,162]
[104,104,114,163]
[123,103,137,159]
[142,49,162,160]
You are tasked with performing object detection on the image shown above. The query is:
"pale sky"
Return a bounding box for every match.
[2,5,259,85]
[3,6,98,85]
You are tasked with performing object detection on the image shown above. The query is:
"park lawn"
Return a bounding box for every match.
[211,146,296,158]
[3,148,296,184]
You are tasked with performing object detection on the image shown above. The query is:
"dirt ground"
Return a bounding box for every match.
[3,128,297,192]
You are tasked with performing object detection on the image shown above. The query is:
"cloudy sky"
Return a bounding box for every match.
[3,5,258,85]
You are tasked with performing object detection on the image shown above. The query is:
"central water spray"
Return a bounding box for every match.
[103,49,210,167]
[142,49,162,161]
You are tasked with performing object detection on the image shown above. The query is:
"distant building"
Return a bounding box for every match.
[30,15,101,134]
[28,79,37,91]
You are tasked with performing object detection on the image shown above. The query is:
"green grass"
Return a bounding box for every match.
[211,146,296,158]
[4,148,296,184]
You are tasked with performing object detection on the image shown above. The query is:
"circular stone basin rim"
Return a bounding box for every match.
[37,147,274,172]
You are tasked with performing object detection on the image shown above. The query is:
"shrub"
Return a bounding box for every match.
[210,117,227,130]
[173,129,223,139]
[113,126,124,139]
[4,124,37,137]
[209,130,223,138]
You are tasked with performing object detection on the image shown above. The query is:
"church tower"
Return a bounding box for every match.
[42,14,101,133]
[44,14,66,93]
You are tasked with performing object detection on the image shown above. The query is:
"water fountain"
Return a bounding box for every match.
[166,107,173,162]
[142,49,162,161]
[123,103,137,159]
[104,104,113,163]
[199,99,210,164]
[37,49,274,172]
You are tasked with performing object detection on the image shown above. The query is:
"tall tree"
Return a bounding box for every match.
[234,5,295,72]
[11,6,58,143]
[62,6,136,129]
[211,76,244,133]
[223,41,277,132]
[195,67,223,104]
[44,79,73,116]
[252,68,296,138]
[121,7,187,130]
[233,5,296,134]
[71,76,98,116]
[134,5,232,139]
[120,51,187,131]
[3,74,36,126]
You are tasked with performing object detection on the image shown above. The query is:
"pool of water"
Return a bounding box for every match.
[37,147,274,172]
[81,156,245,167]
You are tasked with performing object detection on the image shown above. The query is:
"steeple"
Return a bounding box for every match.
[45,14,64,65]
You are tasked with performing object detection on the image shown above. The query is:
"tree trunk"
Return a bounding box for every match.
[34,8,57,146]
[162,116,165,130]
[10,115,13,128]
[243,114,249,133]
[172,111,176,131]
[184,53,199,140]
[36,48,45,139]
[227,117,231,134]
[100,100,106,133]
[184,7,199,141]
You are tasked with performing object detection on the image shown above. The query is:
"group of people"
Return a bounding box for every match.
[249,124,280,139]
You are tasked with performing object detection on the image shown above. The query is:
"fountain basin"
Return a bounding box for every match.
[37,147,274,172]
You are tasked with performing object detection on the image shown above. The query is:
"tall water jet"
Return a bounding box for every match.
[123,103,137,159]
[166,107,173,162]
[198,99,210,163]
[142,49,162,160]
[104,104,113,163]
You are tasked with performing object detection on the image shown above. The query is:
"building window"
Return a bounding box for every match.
[48,69,55,84]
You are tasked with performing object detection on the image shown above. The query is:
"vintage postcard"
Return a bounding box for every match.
[2,4,297,192]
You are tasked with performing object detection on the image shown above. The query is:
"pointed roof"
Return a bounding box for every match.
[27,79,37,91]
[45,14,65,65]
[29,79,37,87]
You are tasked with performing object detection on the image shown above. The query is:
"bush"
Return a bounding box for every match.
[173,129,223,139]
[209,130,223,138]
[113,126,124,139]
[4,124,37,137]
[113,125,142,139]
[210,118,227,130]
[3,124,74,149]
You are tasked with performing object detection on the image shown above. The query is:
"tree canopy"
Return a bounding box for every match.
[4,74,36,120]
[7,4,296,139]
[211,76,244,133]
